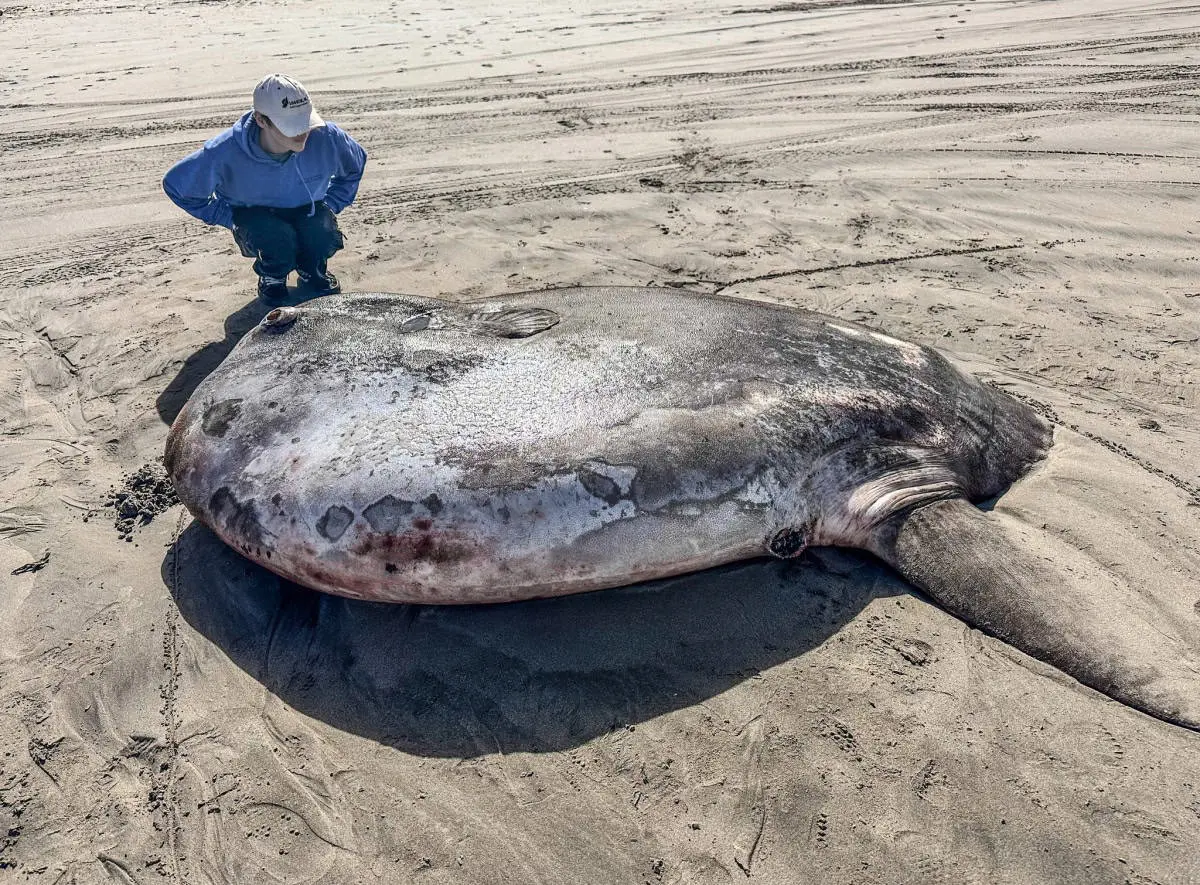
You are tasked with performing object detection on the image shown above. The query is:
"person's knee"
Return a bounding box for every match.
[318,224,346,259]
[300,204,345,259]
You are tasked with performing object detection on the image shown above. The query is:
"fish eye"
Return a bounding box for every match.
[262,306,300,330]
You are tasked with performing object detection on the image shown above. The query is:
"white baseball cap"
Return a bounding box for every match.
[252,74,324,137]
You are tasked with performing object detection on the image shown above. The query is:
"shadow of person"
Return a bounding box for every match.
[155,298,275,425]
[166,521,901,758]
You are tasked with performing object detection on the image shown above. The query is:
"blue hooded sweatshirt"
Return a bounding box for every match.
[162,111,367,229]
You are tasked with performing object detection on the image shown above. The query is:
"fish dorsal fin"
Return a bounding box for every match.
[466,307,560,339]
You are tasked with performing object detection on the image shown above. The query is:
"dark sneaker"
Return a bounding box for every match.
[257,276,290,304]
[298,270,341,296]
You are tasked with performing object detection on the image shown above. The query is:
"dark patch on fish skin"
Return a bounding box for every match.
[881,402,934,438]
[412,517,433,531]
[209,486,268,548]
[767,526,808,559]
[317,505,355,541]
[163,401,192,478]
[453,453,551,493]
[352,530,476,566]
[363,495,415,532]
[416,354,485,385]
[577,466,624,507]
[353,294,436,319]
[201,399,243,438]
[289,561,379,601]
[284,525,477,601]
[627,457,726,511]
[422,493,443,515]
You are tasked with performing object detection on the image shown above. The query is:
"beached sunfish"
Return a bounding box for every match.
[165,287,1199,731]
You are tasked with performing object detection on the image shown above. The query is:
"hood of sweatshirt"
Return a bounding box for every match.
[233,111,289,165]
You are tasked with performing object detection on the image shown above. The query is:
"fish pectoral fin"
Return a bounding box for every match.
[871,496,1200,732]
[467,307,561,339]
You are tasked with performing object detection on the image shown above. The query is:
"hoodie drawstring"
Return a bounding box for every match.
[295,162,316,217]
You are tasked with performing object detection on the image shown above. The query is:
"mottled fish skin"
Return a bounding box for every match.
[167,287,1200,732]
[165,287,1050,604]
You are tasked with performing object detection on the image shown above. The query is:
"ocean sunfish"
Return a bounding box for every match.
[165,287,1199,731]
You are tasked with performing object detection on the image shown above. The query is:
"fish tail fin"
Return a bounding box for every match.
[870,497,1199,731]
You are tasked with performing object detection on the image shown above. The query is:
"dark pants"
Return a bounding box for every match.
[231,201,345,280]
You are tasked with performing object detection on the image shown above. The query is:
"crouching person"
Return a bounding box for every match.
[163,73,367,304]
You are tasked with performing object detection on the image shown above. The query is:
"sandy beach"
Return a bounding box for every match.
[2,0,1199,881]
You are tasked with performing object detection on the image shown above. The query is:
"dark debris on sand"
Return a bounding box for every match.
[97,461,180,541]
[11,550,50,575]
